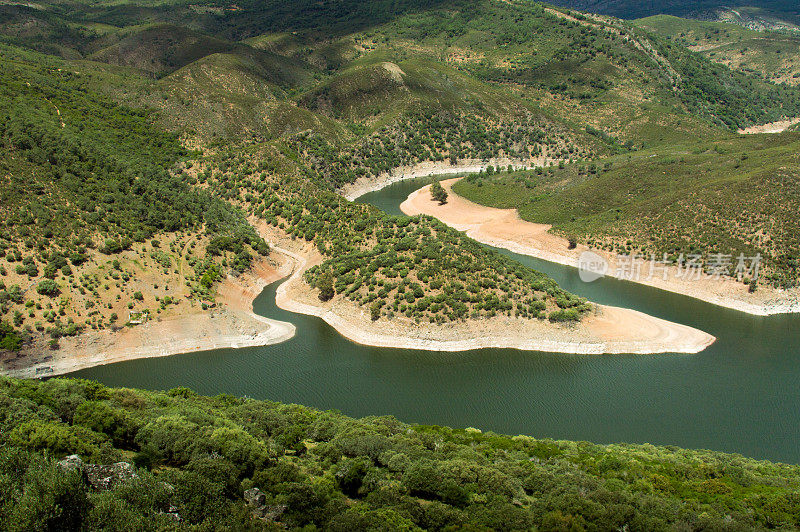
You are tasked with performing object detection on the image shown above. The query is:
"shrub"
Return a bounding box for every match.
[548,309,581,322]
[430,181,449,205]
[36,279,60,297]
[101,239,122,255]
[317,273,335,302]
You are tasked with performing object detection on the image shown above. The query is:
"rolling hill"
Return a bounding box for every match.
[2,0,800,528]
[453,131,800,289]
[547,1,800,26]
[1,0,799,358]
[635,14,800,84]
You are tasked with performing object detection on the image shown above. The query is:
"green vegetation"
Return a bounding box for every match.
[291,107,587,189]
[430,181,448,205]
[454,132,800,288]
[1,376,799,530]
[635,15,800,84]
[2,0,800,345]
[355,0,800,132]
[0,45,271,351]
[1,3,800,527]
[198,150,589,323]
[549,1,800,26]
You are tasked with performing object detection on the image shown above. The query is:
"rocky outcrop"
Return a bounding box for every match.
[58,455,183,521]
[57,454,137,491]
[244,487,287,522]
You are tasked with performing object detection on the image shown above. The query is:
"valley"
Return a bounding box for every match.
[1,0,800,528]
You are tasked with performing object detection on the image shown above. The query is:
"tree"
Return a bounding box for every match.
[0,320,22,351]
[317,272,335,302]
[431,181,448,205]
[370,302,382,321]
[101,239,122,255]
[36,279,60,297]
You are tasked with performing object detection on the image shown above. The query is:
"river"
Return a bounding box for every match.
[69,176,800,464]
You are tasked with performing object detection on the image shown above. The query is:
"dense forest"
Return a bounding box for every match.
[2,376,799,530]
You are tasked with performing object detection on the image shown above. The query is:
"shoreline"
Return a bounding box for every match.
[267,242,714,355]
[340,158,552,201]
[738,117,800,134]
[400,179,800,316]
[2,257,296,379]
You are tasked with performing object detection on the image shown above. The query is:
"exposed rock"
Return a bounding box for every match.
[58,454,85,473]
[244,487,286,523]
[57,455,137,491]
[85,461,137,491]
[244,487,267,508]
[263,504,287,522]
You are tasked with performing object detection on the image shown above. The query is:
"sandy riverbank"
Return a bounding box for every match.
[738,117,800,134]
[340,158,554,201]
[401,179,800,315]
[2,256,296,379]
[263,233,714,355]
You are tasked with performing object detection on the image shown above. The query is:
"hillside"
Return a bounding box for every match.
[452,132,800,290]
[635,15,800,84]
[1,376,799,530]
[547,1,800,26]
[0,44,270,355]
[0,40,599,366]
[0,1,798,366]
[0,0,799,527]
[6,0,800,139]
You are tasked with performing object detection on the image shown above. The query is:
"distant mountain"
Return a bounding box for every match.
[549,0,800,25]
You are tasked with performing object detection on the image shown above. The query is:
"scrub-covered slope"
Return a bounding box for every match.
[2,376,799,530]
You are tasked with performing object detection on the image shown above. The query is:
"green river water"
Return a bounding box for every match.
[69,176,800,464]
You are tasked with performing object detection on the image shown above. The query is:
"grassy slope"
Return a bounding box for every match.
[354,0,800,135]
[453,132,800,288]
[1,376,799,530]
[10,0,800,136]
